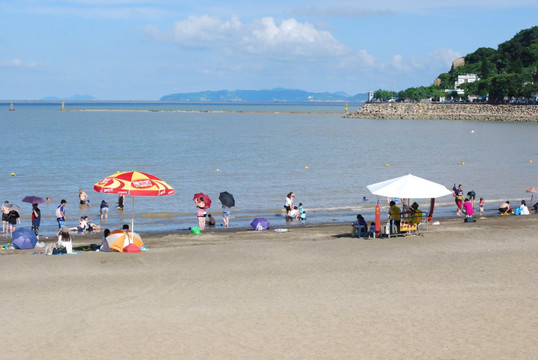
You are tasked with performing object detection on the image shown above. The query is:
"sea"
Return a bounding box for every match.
[1,101,536,238]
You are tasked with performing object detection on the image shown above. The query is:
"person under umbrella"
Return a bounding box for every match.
[219,191,235,228]
[31,204,41,239]
[194,196,207,231]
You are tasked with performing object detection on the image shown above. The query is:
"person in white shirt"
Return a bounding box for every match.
[519,200,530,215]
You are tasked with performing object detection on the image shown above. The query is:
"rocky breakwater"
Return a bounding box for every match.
[345,103,538,122]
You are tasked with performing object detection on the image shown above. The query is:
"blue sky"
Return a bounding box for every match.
[1,0,536,100]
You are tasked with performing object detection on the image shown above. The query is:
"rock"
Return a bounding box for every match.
[344,103,538,123]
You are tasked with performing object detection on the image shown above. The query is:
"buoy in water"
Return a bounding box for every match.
[385,164,390,167]
[10,172,15,176]
[216,169,220,172]
[460,162,465,165]
[305,166,309,170]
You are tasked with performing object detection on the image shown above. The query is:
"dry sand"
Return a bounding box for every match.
[1,216,537,360]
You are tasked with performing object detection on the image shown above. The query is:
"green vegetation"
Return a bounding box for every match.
[374,26,538,102]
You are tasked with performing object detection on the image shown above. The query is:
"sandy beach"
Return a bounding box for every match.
[1,215,537,359]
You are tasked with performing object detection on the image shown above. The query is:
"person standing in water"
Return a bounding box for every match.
[284,192,295,221]
[79,189,88,206]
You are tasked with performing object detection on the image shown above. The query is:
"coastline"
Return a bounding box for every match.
[60,108,344,114]
[1,215,537,359]
[345,102,538,122]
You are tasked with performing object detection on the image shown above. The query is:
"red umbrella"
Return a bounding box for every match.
[193,193,211,209]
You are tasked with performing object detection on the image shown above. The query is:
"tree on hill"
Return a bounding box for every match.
[399,26,538,101]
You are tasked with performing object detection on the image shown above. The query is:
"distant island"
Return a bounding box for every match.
[160,88,368,102]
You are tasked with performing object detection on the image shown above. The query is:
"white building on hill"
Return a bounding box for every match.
[445,73,480,95]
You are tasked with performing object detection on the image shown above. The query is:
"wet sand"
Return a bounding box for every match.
[1,216,537,359]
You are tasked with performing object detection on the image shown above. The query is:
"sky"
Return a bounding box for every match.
[1,0,536,100]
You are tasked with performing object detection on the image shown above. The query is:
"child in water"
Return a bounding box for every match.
[298,203,306,220]
[478,197,485,216]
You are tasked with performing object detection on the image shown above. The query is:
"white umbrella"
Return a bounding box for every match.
[367,174,452,199]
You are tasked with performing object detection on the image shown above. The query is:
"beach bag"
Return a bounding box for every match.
[55,206,62,218]
[514,208,521,215]
[190,227,201,235]
[52,245,67,254]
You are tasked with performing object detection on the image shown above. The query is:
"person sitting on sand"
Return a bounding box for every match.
[206,214,216,226]
[57,226,73,253]
[519,200,530,215]
[100,229,112,252]
[499,201,511,215]
[351,214,368,237]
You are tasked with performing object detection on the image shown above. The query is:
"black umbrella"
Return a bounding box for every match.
[219,191,235,207]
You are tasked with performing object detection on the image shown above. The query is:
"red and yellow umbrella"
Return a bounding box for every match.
[94,170,175,196]
[94,171,175,243]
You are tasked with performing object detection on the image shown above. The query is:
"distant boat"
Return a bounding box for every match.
[9,101,15,111]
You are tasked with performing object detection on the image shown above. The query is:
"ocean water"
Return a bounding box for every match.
[1,102,536,237]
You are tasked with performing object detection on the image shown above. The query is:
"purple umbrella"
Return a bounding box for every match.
[250,217,270,230]
[22,196,45,204]
[12,228,38,249]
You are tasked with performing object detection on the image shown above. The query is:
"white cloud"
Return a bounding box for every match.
[0,59,38,68]
[391,54,410,72]
[338,49,377,69]
[147,15,349,58]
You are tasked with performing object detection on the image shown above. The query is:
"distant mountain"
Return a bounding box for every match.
[160,88,368,102]
[41,94,97,101]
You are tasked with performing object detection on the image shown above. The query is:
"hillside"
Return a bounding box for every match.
[436,26,538,100]
[160,88,368,102]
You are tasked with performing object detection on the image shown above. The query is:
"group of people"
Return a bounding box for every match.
[1,201,22,238]
[351,199,424,238]
[284,192,306,221]
[50,224,129,254]
[498,200,532,215]
[453,184,534,218]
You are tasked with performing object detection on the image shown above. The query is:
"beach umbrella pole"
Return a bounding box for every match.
[130,196,135,244]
